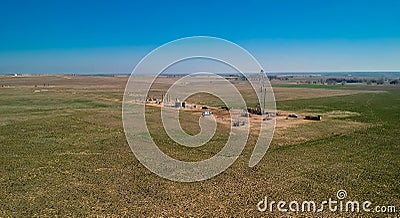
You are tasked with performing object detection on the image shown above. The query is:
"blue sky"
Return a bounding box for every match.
[0,0,399,73]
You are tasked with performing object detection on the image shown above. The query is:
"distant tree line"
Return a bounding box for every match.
[274,77,400,85]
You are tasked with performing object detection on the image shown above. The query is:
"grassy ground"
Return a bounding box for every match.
[0,78,399,217]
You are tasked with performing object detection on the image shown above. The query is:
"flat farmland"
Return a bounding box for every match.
[0,75,399,217]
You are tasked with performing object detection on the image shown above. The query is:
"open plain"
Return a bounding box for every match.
[0,75,399,217]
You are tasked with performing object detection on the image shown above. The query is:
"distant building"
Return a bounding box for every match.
[174,99,186,108]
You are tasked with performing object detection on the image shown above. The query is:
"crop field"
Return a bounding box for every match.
[0,75,399,217]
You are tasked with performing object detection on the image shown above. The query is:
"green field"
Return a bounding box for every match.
[274,83,356,89]
[1,79,399,216]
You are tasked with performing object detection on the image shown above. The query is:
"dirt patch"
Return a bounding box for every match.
[273,119,370,146]
[145,102,370,148]
[323,110,361,118]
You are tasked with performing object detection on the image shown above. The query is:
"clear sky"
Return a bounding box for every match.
[0,0,399,73]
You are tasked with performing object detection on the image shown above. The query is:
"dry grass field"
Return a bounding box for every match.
[0,75,399,217]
